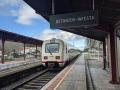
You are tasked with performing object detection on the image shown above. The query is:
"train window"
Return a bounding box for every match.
[45,43,59,53]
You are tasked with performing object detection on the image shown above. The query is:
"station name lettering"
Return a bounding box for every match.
[56,16,95,24]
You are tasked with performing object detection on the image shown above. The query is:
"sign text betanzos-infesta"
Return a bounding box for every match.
[56,16,95,24]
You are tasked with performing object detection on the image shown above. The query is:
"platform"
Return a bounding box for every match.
[0,59,41,71]
[56,55,86,90]
[42,55,87,90]
[0,59,42,77]
[88,60,120,90]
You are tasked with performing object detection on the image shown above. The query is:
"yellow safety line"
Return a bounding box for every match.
[54,64,74,90]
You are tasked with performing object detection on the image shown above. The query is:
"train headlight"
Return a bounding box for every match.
[44,56,48,59]
[56,56,60,59]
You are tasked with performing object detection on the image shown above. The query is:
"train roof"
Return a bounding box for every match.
[43,38,64,43]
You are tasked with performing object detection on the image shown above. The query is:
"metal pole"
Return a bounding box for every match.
[92,0,95,10]
[52,0,55,15]
[1,39,5,64]
[109,30,118,84]
[103,40,106,70]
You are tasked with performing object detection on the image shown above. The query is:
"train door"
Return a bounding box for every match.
[63,44,67,61]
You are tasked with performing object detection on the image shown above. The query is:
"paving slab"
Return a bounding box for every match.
[56,55,87,90]
[88,60,120,90]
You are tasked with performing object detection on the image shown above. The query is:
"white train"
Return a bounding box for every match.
[42,38,81,67]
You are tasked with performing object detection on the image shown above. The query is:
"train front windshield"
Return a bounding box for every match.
[45,43,59,53]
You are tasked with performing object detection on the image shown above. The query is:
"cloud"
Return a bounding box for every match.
[40,29,85,41]
[0,0,22,16]
[74,40,86,50]
[0,0,46,25]
[16,4,45,25]
[39,29,86,50]
[0,0,21,6]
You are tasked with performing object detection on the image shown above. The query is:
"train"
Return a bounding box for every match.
[42,38,81,67]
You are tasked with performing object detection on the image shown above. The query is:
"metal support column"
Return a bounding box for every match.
[103,40,106,70]
[1,39,5,64]
[110,30,118,84]
[24,43,26,60]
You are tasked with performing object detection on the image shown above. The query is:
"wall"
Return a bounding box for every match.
[117,37,120,81]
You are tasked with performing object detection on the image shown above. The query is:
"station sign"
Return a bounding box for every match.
[50,10,98,29]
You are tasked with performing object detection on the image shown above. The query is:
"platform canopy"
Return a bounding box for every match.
[0,29,43,45]
[24,0,120,41]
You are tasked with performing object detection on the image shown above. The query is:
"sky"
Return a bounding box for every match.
[0,0,86,50]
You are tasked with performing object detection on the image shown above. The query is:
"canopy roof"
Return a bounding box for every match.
[0,29,43,45]
[24,0,120,41]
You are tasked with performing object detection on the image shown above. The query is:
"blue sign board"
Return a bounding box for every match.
[50,10,98,29]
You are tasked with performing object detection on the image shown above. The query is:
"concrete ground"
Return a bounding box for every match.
[56,55,86,90]
[88,60,120,90]
[42,55,87,90]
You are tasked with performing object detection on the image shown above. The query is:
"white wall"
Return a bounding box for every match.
[117,37,120,81]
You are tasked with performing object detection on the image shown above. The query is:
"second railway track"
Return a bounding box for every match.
[1,69,61,90]
[15,70,60,90]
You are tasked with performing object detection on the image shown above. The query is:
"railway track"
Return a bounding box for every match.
[15,70,59,90]
[1,69,61,90]
[1,56,79,90]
